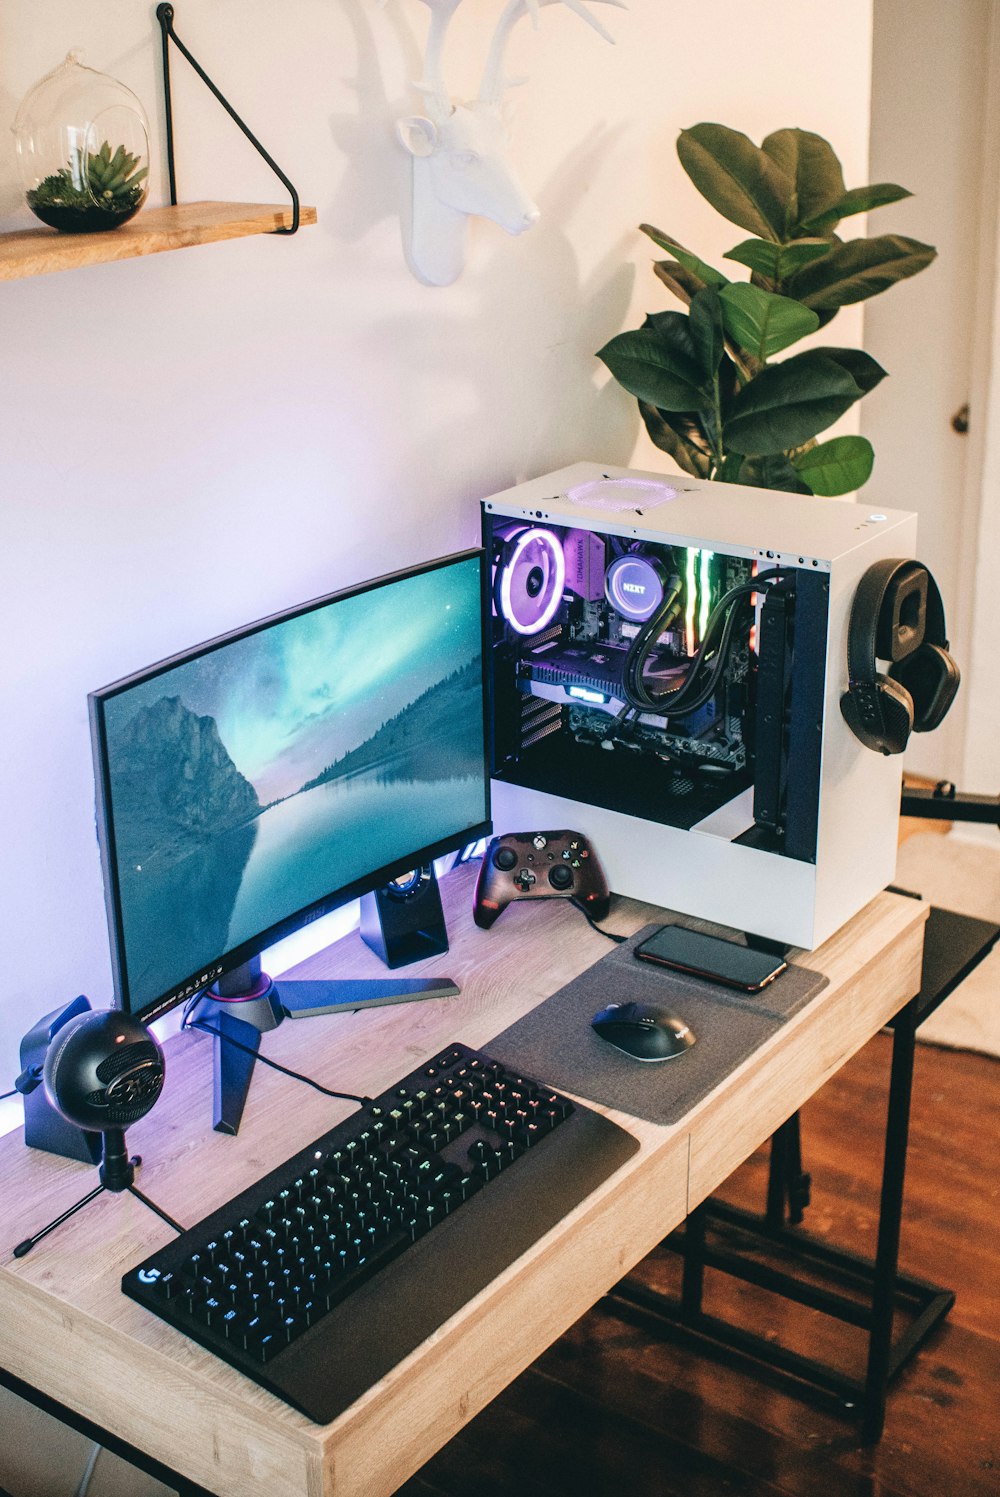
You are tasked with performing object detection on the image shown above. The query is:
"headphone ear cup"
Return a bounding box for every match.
[840,673,914,754]
[889,644,960,733]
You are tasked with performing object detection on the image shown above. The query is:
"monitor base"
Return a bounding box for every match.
[198,960,459,1136]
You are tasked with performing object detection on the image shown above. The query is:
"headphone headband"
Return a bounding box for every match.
[842,558,958,754]
[846,558,947,688]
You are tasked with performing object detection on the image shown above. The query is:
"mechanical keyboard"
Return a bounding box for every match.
[123,1040,638,1423]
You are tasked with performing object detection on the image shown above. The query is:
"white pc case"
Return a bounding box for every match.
[481,461,918,951]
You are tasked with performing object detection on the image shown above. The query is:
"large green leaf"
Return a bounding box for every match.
[677,124,793,242]
[688,287,726,382]
[640,225,729,287]
[719,283,820,360]
[809,345,887,394]
[724,236,830,281]
[737,453,812,493]
[787,234,937,309]
[722,350,866,455]
[597,327,708,411]
[638,401,712,477]
[792,435,874,495]
[761,128,845,238]
[801,182,912,235]
[644,309,699,363]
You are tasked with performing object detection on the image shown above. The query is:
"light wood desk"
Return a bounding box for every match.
[0,865,926,1497]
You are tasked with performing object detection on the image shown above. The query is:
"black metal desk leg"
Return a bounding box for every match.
[765,1121,789,1229]
[765,1114,812,1228]
[681,1201,707,1320]
[862,999,918,1442]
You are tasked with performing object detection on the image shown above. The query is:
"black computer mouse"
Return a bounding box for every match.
[591,1001,696,1062]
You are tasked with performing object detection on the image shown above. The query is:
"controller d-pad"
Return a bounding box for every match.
[494,846,518,871]
[516,869,536,890]
[548,864,573,891]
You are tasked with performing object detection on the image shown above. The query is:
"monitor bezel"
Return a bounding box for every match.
[89,549,493,1026]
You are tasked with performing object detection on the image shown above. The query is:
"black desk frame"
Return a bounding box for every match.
[607,903,1000,1443]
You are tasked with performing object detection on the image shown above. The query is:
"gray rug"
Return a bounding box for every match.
[895,832,1000,1058]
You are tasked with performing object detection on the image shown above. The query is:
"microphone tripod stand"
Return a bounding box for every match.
[13,1126,183,1258]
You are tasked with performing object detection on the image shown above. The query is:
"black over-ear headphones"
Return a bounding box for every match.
[840,558,960,755]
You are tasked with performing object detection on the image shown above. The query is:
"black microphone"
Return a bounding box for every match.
[13,1012,180,1258]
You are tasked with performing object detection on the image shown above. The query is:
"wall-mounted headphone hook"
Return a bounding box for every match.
[155,3,301,234]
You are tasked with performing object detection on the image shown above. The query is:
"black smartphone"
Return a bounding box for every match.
[634,925,787,993]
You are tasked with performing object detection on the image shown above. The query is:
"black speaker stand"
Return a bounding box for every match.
[12,1127,183,1258]
[18,996,104,1165]
[359,864,449,967]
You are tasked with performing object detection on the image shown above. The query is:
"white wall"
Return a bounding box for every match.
[0,1,874,1092]
[862,0,993,781]
[959,2,1000,843]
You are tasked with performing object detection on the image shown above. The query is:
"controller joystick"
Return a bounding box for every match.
[473,831,611,929]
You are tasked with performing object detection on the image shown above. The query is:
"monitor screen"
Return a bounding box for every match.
[89,551,491,1024]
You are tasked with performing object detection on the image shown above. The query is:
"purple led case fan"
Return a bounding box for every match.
[496,526,566,636]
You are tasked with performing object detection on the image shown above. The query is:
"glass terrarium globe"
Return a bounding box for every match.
[13,51,150,233]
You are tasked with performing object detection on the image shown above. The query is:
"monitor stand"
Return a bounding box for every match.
[196,958,459,1136]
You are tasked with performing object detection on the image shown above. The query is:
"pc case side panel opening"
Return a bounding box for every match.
[483,510,823,855]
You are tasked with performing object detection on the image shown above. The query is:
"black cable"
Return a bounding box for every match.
[623,585,710,712]
[185,1017,372,1106]
[573,900,628,944]
[0,1088,17,1102]
[621,583,683,701]
[657,591,753,717]
[622,569,784,716]
[181,990,208,1027]
[601,701,637,745]
[625,581,737,712]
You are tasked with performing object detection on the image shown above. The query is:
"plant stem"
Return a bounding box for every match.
[708,370,726,473]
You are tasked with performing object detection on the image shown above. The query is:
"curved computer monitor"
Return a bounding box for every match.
[89,550,491,1029]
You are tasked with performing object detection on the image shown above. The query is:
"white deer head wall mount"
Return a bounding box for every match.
[394,0,625,286]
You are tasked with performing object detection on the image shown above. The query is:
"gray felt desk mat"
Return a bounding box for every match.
[489,924,828,1126]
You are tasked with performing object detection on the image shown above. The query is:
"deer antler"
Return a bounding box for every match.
[411,0,465,118]
[479,0,626,106]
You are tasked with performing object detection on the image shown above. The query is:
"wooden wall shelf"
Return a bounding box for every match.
[0,201,317,281]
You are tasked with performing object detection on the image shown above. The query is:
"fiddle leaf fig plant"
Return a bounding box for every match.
[598,124,937,495]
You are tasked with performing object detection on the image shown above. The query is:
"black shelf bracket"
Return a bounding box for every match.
[155,4,300,234]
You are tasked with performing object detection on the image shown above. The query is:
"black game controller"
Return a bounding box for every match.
[473,831,611,929]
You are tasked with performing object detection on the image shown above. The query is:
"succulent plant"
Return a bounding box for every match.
[84,140,148,208]
[26,139,148,232]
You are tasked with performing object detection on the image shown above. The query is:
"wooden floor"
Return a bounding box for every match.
[399,1035,1000,1497]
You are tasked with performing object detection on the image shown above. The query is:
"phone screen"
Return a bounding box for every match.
[634,925,787,992]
